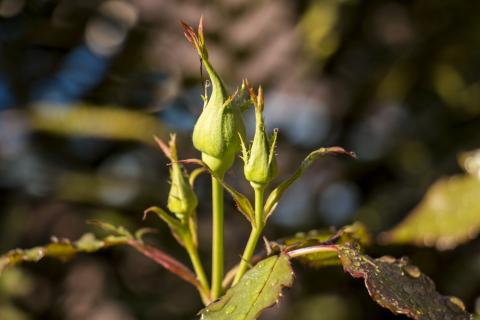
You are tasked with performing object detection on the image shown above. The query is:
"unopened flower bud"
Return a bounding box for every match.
[241,85,278,188]
[182,18,245,177]
[155,135,198,221]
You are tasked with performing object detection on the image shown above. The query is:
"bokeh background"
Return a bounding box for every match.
[1,0,480,319]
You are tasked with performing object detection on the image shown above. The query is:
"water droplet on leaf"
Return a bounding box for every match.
[377,255,396,264]
[448,296,466,311]
[403,265,421,278]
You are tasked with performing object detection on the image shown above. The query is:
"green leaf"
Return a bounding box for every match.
[134,228,158,241]
[284,222,370,248]
[189,167,207,187]
[143,206,186,246]
[337,243,473,320]
[264,147,355,219]
[380,175,480,250]
[284,222,370,268]
[221,181,255,224]
[181,158,255,223]
[75,233,106,252]
[86,219,133,238]
[200,254,293,320]
[0,232,128,275]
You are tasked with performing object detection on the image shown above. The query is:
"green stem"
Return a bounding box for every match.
[232,186,264,285]
[184,236,210,305]
[211,176,224,300]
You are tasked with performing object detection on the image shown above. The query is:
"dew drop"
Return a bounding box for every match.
[377,255,396,264]
[403,265,421,278]
[449,296,466,311]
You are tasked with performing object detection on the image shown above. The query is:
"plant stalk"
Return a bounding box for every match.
[211,176,224,300]
[232,186,264,285]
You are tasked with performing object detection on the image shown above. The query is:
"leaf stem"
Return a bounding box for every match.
[184,236,211,305]
[211,176,224,300]
[232,186,265,285]
[287,245,338,258]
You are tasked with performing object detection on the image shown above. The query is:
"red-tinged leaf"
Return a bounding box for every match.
[337,244,473,320]
[0,224,203,297]
[181,19,206,59]
[153,135,172,159]
[198,15,204,43]
[181,21,195,43]
[127,240,200,289]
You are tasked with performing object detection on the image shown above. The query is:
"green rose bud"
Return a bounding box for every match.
[155,135,198,221]
[182,18,245,177]
[241,84,278,189]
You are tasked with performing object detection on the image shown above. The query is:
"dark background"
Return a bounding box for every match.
[0,0,479,319]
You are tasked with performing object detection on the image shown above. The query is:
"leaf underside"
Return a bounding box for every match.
[337,244,472,320]
[200,254,293,320]
[381,175,480,250]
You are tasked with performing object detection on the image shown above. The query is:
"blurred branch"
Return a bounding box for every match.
[30,103,165,144]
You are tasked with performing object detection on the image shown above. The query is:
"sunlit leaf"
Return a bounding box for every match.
[200,254,293,320]
[0,232,129,275]
[284,222,370,268]
[380,175,480,250]
[264,147,355,219]
[337,243,473,320]
[284,222,370,248]
[0,224,202,293]
[75,233,107,252]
